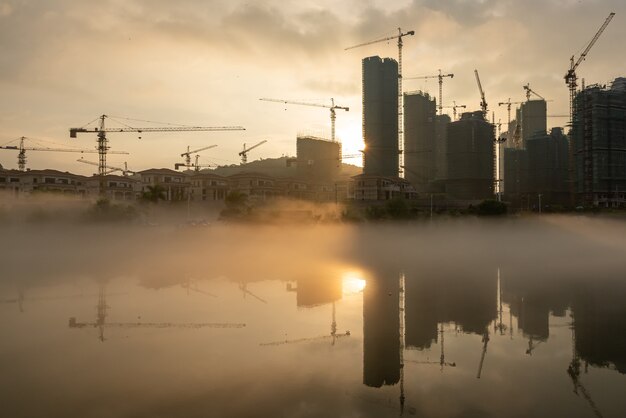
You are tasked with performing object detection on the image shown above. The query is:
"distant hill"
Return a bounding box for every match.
[202,156,362,180]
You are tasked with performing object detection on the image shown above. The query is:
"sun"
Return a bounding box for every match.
[336,123,364,166]
[342,271,367,295]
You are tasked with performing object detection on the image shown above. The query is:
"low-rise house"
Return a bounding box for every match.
[86,175,140,201]
[352,174,417,201]
[137,168,190,201]
[0,169,88,197]
[188,172,229,202]
[227,172,279,202]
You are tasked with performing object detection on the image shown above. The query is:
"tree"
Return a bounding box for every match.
[141,185,166,203]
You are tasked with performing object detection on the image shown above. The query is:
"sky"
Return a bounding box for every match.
[0,0,624,174]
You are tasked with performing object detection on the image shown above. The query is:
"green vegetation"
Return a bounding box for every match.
[141,185,166,203]
[219,191,250,220]
[85,198,139,223]
[473,200,508,216]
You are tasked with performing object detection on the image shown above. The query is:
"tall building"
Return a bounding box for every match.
[526,127,570,205]
[572,78,626,207]
[362,56,399,177]
[519,100,547,147]
[434,114,452,190]
[403,91,436,192]
[296,135,341,182]
[446,111,495,200]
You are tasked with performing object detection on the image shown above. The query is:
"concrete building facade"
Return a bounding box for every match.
[572,78,626,207]
[403,91,436,192]
[296,135,341,182]
[445,111,495,200]
[362,56,399,177]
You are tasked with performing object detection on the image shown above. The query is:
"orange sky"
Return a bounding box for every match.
[0,0,623,174]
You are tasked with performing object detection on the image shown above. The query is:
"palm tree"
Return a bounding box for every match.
[141,184,166,203]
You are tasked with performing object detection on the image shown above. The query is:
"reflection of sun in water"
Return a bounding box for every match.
[342,271,366,295]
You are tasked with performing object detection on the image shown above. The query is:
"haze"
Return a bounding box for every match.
[1,0,625,173]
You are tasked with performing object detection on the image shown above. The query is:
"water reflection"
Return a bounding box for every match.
[1,220,626,417]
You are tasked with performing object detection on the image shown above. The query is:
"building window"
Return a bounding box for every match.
[0,177,6,183]
[164,177,171,183]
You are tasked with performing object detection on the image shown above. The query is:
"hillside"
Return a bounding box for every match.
[202,157,362,180]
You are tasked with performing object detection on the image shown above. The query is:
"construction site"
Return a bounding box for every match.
[2,14,625,214]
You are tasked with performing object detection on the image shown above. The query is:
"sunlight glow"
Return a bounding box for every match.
[342,272,366,295]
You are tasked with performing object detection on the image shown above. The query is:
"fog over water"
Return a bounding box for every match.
[1,216,626,417]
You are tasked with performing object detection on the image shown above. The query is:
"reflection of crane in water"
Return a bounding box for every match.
[181,278,217,298]
[69,286,246,342]
[494,268,508,336]
[238,282,267,304]
[476,329,490,379]
[260,301,349,346]
[406,323,457,370]
[0,288,25,312]
[567,311,603,418]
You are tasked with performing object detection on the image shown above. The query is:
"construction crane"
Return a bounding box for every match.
[77,158,135,176]
[498,99,525,128]
[405,70,454,115]
[260,98,348,142]
[0,136,128,171]
[564,13,615,207]
[474,70,488,117]
[69,115,244,195]
[69,286,245,342]
[345,27,415,177]
[238,282,268,304]
[442,101,467,120]
[564,12,615,125]
[181,145,218,169]
[239,140,268,164]
[523,83,546,101]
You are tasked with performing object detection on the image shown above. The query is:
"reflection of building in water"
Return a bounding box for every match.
[573,286,626,374]
[403,265,497,348]
[293,276,342,308]
[404,276,438,350]
[363,270,400,387]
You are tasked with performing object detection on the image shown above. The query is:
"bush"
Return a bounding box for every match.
[85,198,139,223]
[385,197,412,219]
[476,199,507,216]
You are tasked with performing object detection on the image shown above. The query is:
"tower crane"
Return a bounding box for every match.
[69,115,244,195]
[564,12,615,125]
[77,158,135,176]
[564,13,615,206]
[69,285,245,342]
[405,70,454,115]
[260,98,348,142]
[474,70,488,117]
[239,140,268,164]
[498,99,525,128]
[442,101,467,120]
[0,136,128,171]
[345,27,415,177]
[523,83,546,101]
[181,145,218,169]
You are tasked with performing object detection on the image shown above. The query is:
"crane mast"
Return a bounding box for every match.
[345,27,415,177]
[405,69,454,115]
[69,115,244,195]
[259,98,348,142]
[0,136,127,171]
[474,70,488,117]
[564,12,615,206]
[239,140,268,164]
[523,83,545,101]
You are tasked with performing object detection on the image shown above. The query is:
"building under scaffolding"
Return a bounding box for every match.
[446,111,495,200]
[296,135,341,182]
[572,77,626,207]
[362,56,399,178]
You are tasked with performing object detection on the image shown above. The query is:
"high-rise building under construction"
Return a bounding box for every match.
[572,77,626,207]
[446,111,495,200]
[519,100,547,147]
[362,56,399,177]
[403,91,436,192]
